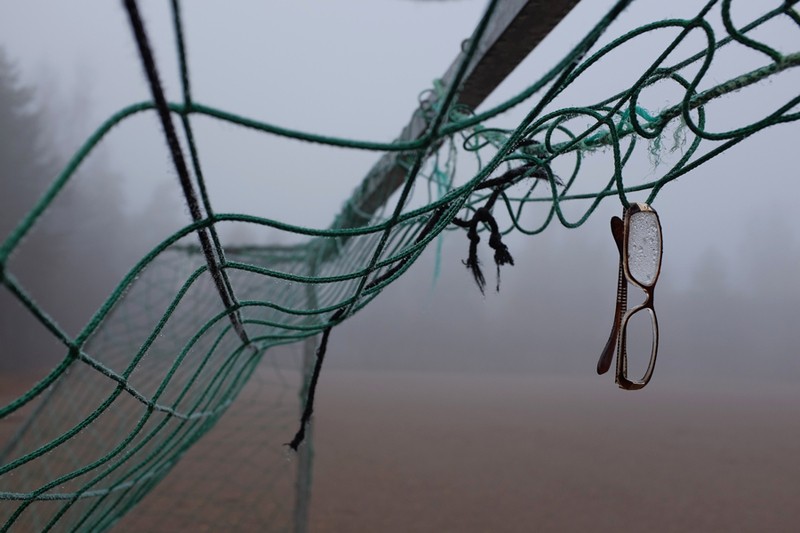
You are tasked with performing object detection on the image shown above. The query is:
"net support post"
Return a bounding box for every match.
[293,257,320,533]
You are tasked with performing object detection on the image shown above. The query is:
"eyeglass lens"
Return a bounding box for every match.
[626,210,661,287]
[621,306,657,382]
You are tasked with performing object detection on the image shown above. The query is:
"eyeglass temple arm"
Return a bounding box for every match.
[597,216,625,375]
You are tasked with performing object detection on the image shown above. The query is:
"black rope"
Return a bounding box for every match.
[453,157,563,293]
[364,206,447,292]
[122,0,248,343]
[454,205,513,294]
[287,308,346,451]
[288,207,447,451]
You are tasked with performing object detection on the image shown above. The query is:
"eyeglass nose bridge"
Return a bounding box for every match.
[615,299,659,391]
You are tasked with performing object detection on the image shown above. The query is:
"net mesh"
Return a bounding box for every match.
[1,0,799,530]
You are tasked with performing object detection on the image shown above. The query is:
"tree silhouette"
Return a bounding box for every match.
[0,48,152,372]
[0,47,66,373]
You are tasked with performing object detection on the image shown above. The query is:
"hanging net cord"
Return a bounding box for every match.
[1,0,799,530]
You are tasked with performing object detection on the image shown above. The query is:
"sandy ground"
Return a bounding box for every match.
[309,371,800,533]
[3,370,800,532]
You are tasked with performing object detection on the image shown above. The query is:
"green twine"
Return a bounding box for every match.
[1,1,799,531]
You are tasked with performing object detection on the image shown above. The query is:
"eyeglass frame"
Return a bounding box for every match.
[596,202,662,391]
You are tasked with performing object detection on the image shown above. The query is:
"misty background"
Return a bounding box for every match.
[1,0,798,387]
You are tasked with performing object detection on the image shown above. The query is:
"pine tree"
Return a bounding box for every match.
[0,47,64,372]
[0,47,59,240]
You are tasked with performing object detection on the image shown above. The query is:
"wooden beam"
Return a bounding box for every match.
[330,0,580,233]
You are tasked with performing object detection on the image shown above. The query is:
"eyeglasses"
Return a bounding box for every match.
[596,203,662,390]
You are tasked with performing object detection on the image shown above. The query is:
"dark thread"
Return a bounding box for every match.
[123,0,248,343]
[464,215,486,292]
[474,160,563,191]
[454,206,514,294]
[454,160,559,293]
[487,214,514,292]
[289,207,446,451]
[364,206,446,292]
[287,308,346,451]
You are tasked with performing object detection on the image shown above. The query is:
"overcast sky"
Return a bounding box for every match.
[1,1,799,379]
[1,1,797,284]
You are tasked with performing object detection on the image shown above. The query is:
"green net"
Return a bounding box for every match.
[1,0,799,530]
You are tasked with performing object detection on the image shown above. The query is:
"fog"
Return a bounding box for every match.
[1,0,798,384]
[1,2,799,532]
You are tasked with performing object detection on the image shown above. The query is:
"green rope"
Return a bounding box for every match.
[1,0,798,530]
